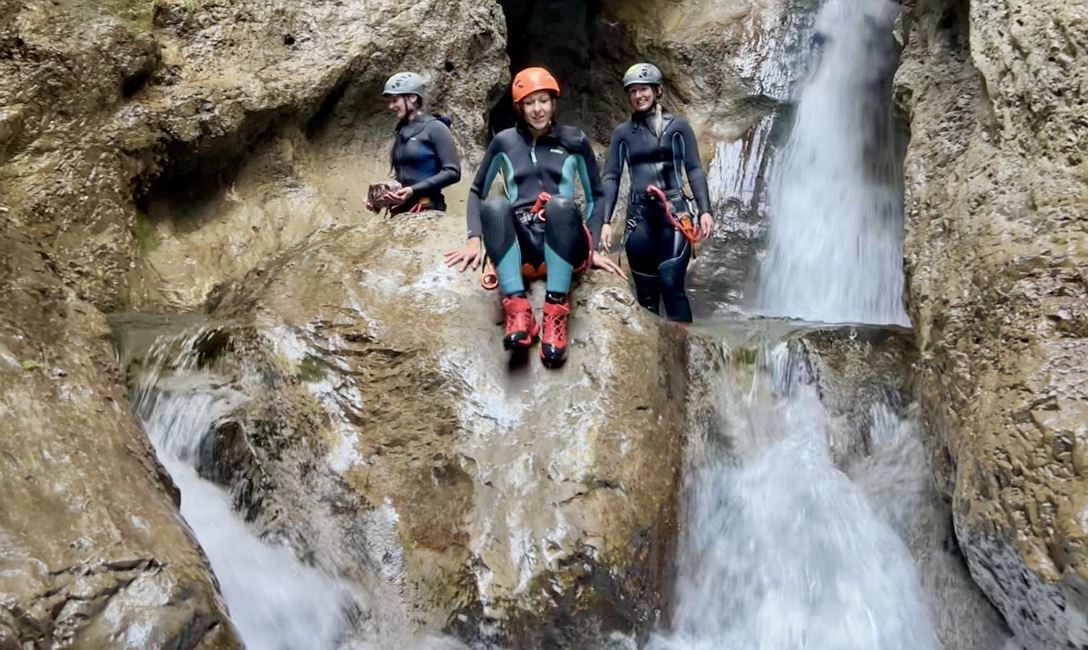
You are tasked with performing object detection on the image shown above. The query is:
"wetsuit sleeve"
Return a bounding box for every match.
[409,121,461,195]
[466,138,502,239]
[677,119,712,214]
[575,135,607,250]
[601,127,626,226]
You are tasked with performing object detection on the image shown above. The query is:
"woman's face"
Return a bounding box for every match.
[520,91,555,131]
[387,95,415,121]
[627,84,657,112]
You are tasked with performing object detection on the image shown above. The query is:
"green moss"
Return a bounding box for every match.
[297,355,327,383]
[134,214,159,253]
[732,347,758,366]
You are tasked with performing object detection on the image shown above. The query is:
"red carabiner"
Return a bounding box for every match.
[646,185,698,256]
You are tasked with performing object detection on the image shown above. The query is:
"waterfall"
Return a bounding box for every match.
[650,337,940,650]
[125,328,351,650]
[756,0,910,326]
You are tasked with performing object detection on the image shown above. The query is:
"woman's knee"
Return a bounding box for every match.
[481,196,512,224]
[657,253,689,293]
[544,196,579,223]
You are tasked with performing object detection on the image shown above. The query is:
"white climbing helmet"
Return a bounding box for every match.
[383,72,425,99]
[622,63,663,88]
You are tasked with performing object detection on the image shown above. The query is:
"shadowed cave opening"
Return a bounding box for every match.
[488,0,638,142]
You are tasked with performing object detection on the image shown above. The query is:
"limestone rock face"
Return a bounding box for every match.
[0,0,507,312]
[0,233,240,649]
[0,0,507,645]
[198,214,691,647]
[895,0,1088,646]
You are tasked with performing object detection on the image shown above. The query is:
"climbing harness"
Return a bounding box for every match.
[646,184,699,259]
[477,191,592,290]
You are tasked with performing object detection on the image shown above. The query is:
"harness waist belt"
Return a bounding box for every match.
[628,188,684,205]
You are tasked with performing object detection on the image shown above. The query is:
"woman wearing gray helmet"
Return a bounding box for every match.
[369,71,461,214]
[601,63,714,323]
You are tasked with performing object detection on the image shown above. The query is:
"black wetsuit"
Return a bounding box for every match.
[391,114,460,212]
[602,109,711,322]
[466,123,605,296]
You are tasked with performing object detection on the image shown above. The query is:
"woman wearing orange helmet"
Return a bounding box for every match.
[444,67,624,367]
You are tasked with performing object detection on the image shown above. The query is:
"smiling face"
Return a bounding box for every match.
[627,84,658,113]
[387,94,417,121]
[518,90,556,131]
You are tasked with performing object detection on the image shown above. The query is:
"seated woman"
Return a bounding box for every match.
[601,63,714,323]
[370,71,461,214]
[444,67,623,367]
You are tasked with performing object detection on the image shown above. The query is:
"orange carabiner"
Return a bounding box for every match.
[530,191,551,219]
[646,185,698,257]
[480,257,499,291]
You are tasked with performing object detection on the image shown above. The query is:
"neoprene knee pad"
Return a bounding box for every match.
[658,256,692,322]
[632,271,661,314]
[481,196,512,224]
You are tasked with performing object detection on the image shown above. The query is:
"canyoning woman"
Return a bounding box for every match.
[601,63,714,323]
[369,71,461,214]
[443,67,624,367]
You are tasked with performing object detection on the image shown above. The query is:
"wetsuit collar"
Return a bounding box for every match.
[630,107,672,133]
[396,113,433,139]
[516,121,556,141]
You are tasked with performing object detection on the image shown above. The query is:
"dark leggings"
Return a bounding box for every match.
[624,200,692,322]
[480,196,589,296]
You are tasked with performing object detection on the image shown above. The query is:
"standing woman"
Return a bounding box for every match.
[371,71,461,214]
[601,63,714,323]
[444,67,623,367]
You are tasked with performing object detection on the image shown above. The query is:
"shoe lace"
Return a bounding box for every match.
[505,301,532,333]
[544,307,567,344]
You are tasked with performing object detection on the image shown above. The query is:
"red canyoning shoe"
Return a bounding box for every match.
[502,295,538,350]
[539,299,571,367]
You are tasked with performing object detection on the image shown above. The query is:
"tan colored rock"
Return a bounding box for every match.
[895,0,1088,646]
[0,0,507,312]
[188,214,691,646]
[0,226,240,649]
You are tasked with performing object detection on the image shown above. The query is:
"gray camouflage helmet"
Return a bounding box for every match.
[622,63,663,88]
[383,72,425,99]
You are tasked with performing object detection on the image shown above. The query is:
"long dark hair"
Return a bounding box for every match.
[389,94,424,173]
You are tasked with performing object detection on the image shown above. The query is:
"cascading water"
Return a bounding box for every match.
[650,335,940,650]
[121,324,351,650]
[756,0,910,326]
[653,0,1012,645]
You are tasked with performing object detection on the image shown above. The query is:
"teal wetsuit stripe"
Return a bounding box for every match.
[496,240,525,296]
[499,153,517,203]
[575,155,594,224]
[671,133,685,190]
[545,155,583,294]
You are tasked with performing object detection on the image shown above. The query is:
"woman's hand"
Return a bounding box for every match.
[443,237,482,272]
[698,212,714,241]
[386,186,414,205]
[599,224,613,252]
[590,250,626,279]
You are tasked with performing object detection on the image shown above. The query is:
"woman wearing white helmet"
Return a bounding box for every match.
[370,71,461,214]
[601,63,714,323]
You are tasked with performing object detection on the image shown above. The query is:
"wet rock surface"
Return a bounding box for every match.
[896,0,1088,646]
[183,214,692,647]
[0,233,239,648]
[0,0,505,645]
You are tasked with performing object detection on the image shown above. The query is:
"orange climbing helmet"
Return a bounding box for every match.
[511,67,560,103]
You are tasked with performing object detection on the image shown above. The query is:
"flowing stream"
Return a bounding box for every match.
[649,328,940,650]
[116,320,352,650]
